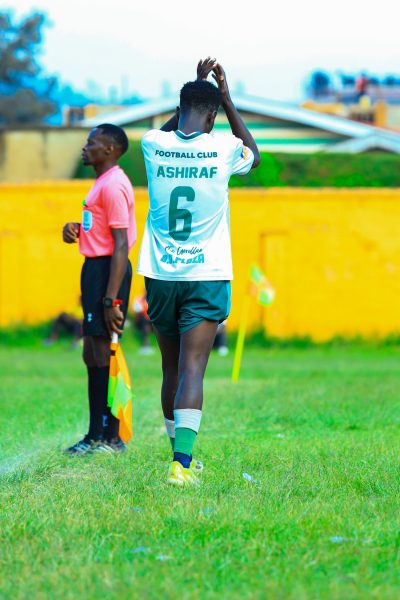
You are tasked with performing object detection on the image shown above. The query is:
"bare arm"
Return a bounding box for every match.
[103,228,129,337]
[160,107,180,132]
[212,63,260,169]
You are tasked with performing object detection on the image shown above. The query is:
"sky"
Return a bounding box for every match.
[10,0,400,102]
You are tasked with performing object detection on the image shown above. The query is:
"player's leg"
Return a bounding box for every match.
[166,281,230,484]
[98,259,132,449]
[64,334,109,454]
[58,314,81,348]
[83,336,111,439]
[83,334,127,453]
[71,317,82,348]
[215,321,229,356]
[65,258,106,454]
[65,257,131,454]
[172,319,218,466]
[138,316,154,355]
[84,334,111,436]
[144,278,180,451]
[44,312,68,345]
[153,326,180,449]
[52,313,68,337]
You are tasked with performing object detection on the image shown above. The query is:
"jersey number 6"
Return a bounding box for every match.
[169,186,195,242]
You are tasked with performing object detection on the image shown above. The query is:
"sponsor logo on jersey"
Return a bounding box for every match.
[82,209,93,232]
[165,245,203,256]
[241,146,250,160]
[161,253,205,265]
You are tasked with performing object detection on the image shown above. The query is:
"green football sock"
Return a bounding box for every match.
[174,427,197,457]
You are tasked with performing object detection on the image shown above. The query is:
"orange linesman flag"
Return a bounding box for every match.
[108,332,133,443]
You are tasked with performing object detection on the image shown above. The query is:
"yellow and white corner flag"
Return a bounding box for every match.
[232,265,275,383]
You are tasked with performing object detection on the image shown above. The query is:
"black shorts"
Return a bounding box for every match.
[81,256,132,337]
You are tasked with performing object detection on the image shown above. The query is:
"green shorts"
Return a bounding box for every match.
[144,278,231,338]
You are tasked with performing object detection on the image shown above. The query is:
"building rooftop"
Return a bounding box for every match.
[81,93,400,153]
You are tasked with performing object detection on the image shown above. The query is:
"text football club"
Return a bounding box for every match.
[155,150,218,158]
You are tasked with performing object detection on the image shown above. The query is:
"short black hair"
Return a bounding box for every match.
[180,80,221,114]
[96,123,129,155]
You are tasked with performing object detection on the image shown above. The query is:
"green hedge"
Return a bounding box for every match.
[74,140,147,185]
[230,152,400,187]
[74,142,400,187]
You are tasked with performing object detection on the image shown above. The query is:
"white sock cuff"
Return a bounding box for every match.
[164,418,175,439]
[174,409,202,433]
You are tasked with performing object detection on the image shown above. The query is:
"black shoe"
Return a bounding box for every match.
[92,437,127,454]
[64,436,99,455]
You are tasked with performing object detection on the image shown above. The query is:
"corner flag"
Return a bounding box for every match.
[250,265,275,306]
[232,265,275,383]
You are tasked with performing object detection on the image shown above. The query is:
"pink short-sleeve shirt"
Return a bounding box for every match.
[79,165,136,257]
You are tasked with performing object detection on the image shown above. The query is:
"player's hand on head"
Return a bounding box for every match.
[104,306,124,338]
[212,63,231,101]
[62,222,79,243]
[196,57,217,81]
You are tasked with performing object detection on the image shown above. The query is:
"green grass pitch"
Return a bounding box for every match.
[1,340,400,599]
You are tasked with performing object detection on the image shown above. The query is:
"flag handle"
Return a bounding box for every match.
[231,294,251,383]
[111,332,118,344]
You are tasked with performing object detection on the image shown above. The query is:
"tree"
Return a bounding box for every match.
[0,11,57,125]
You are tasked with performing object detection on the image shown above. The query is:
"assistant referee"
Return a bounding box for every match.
[62,123,136,454]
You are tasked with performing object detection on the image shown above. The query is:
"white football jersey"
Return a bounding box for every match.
[137,129,254,281]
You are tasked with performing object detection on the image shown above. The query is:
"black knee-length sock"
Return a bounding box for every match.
[102,405,120,441]
[87,366,109,440]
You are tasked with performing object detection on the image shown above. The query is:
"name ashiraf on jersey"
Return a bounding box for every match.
[137,129,254,282]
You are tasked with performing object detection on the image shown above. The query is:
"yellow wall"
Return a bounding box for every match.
[1,183,400,340]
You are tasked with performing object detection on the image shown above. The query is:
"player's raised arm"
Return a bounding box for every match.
[160,107,180,132]
[212,63,260,169]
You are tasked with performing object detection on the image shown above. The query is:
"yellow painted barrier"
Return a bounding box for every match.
[1,183,400,340]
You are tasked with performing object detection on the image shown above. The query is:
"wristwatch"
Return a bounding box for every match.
[103,297,123,309]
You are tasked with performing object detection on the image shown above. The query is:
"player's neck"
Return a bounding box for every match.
[178,114,208,135]
[93,160,118,178]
